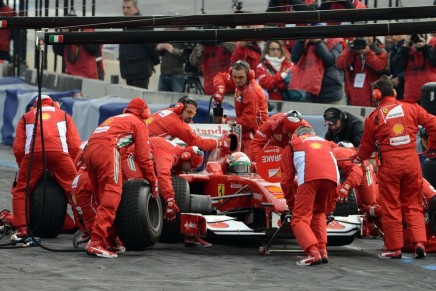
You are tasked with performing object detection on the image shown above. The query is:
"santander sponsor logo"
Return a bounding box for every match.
[264,147,281,154]
[231,182,243,189]
[184,222,198,229]
[193,126,228,135]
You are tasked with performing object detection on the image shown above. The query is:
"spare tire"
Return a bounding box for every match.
[159,176,190,243]
[428,196,436,236]
[30,171,67,238]
[115,179,163,251]
[333,189,359,217]
[423,158,436,188]
[420,82,436,116]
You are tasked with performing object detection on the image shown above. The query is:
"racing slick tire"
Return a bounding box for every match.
[428,196,436,236]
[189,194,212,214]
[115,179,163,251]
[159,176,191,244]
[333,189,359,217]
[420,82,436,116]
[30,171,67,238]
[423,158,436,188]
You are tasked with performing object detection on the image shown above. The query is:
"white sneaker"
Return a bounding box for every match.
[86,241,118,258]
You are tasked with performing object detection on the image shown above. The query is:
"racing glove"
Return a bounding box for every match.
[164,198,180,223]
[217,136,231,149]
[150,180,159,198]
[424,148,436,159]
[337,184,351,204]
[349,153,362,164]
[212,85,225,104]
[361,204,380,218]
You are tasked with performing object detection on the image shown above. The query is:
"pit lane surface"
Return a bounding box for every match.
[0,148,435,290]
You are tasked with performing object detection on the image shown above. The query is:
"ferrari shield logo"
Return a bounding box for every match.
[218,183,225,197]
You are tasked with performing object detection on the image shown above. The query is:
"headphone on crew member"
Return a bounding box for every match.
[173,96,195,115]
[324,107,347,122]
[372,88,397,100]
[230,60,255,80]
[284,110,302,122]
[371,77,397,101]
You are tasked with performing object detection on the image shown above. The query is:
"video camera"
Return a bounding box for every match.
[349,37,367,50]
[182,42,201,75]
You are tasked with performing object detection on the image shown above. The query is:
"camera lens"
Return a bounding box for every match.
[411,34,421,44]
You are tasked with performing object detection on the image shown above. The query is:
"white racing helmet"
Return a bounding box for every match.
[226,152,251,174]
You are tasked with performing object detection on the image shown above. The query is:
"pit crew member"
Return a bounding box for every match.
[11,95,81,243]
[213,60,268,157]
[83,98,157,258]
[146,96,230,150]
[280,126,339,266]
[122,139,204,223]
[328,141,379,215]
[354,75,436,259]
[250,110,311,163]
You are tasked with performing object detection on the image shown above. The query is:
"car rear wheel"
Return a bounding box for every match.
[30,171,67,238]
[115,179,163,251]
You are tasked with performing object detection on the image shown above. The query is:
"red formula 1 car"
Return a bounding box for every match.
[161,122,362,251]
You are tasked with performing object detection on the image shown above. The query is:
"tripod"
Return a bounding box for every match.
[184,73,204,95]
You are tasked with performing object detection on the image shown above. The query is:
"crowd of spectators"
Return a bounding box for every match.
[3,0,434,107]
[146,0,435,107]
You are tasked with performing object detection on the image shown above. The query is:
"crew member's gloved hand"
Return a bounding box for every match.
[212,86,225,104]
[349,154,362,164]
[361,204,380,218]
[337,184,350,204]
[150,180,159,198]
[424,148,436,159]
[164,198,180,223]
[217,136,231,149]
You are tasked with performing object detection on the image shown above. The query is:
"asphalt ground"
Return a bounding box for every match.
[0,145,435,290]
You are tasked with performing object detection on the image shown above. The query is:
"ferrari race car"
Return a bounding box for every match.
[158,122,363,249]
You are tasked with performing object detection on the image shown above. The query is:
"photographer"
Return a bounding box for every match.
[289,35,345,104]
[393,34,436,103]
[336,36,388,106]
[385,34,406,100]
[231,40,262,74]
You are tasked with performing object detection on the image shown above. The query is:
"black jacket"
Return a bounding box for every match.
[324,112,364,148]
[119,12,160,80]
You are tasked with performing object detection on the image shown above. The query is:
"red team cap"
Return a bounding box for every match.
[282,110,303,135]
[125,98,150,119]
[180,146,204,168]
